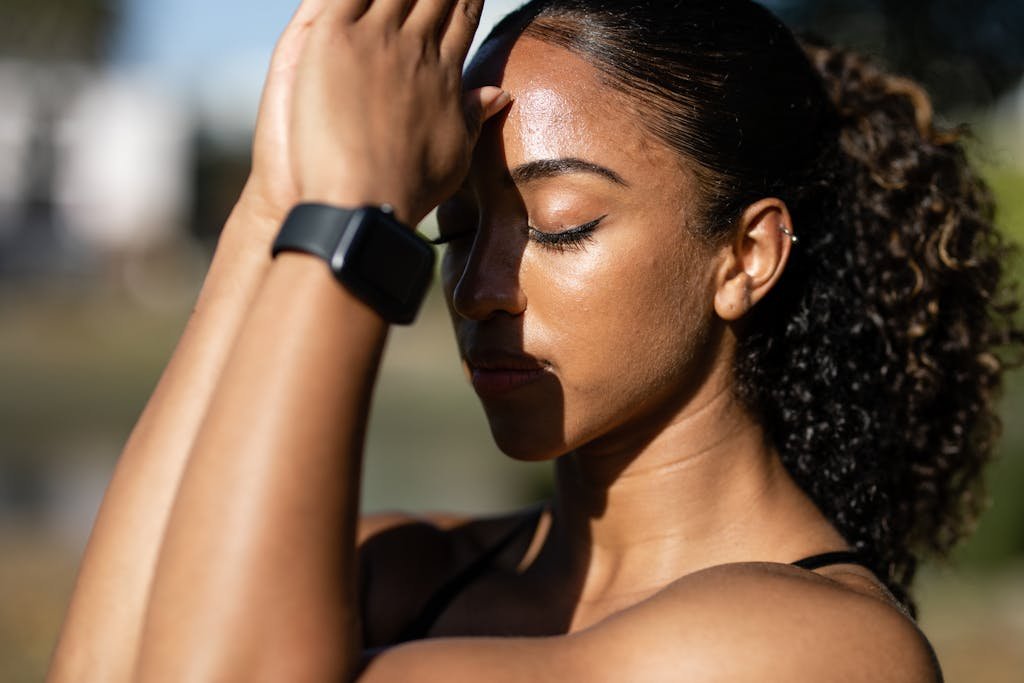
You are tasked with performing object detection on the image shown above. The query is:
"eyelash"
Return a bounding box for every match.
[528,215,605,252]
[431,215,606,253]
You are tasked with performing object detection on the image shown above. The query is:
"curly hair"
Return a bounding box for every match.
[736,42,1024,612]
[487,0,1024,612]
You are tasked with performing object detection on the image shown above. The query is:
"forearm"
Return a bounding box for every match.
[49,204,277,683]
[136,253,386,682]
[52,0,495,676]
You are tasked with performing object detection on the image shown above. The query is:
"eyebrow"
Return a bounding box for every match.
[509,157,629,187]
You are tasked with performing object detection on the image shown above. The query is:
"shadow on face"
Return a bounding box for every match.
[443,33,724,468]
[359,29,750,644]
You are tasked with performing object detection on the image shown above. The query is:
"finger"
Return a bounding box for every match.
[289,0,330,28]
[276,0,367,62]
[403,0,458,41]
[463,86,511,139]
[439,0,485,65]
[321,0,373,23]
[267,0,330,70]
[361,0,417,27]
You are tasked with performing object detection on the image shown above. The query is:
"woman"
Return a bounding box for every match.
[50,0,1021,680]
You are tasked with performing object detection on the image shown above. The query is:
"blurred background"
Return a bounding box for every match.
[1,0,1022,680]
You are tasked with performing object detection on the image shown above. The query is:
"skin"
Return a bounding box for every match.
[48,1,939,681]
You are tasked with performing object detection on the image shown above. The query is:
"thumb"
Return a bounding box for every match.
[463,86,512,137]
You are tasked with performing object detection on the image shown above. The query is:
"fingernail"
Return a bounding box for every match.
[490,89,512,113]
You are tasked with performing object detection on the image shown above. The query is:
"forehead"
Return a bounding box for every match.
[465,36,675,178]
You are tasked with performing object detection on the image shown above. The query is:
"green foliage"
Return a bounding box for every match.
[988,167,1024,244]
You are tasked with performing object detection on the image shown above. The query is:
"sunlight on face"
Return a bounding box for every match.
[442,36,726,461]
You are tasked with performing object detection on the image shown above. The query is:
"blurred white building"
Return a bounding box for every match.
[0,59,191,271]
[56,68,191,251]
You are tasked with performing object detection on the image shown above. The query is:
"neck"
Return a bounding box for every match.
[541,372,843,606]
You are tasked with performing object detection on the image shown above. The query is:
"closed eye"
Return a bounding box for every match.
[431,215,607,251]
[529,215,606,252]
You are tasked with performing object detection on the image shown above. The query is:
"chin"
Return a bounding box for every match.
[474,372,572,461]
[485,412,571,462]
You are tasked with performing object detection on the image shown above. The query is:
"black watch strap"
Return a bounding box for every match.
[272,203,436,325]
[272,202,356,263]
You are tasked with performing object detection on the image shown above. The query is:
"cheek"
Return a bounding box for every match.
[526,234,713,410]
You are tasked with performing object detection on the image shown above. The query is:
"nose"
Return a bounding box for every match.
[447,226,528,321]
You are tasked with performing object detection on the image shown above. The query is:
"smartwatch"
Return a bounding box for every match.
[271,203,436,325]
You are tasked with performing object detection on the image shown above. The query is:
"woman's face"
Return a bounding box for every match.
[440,36,724,461]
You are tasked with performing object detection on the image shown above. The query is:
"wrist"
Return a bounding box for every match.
[271,204,435,325]
[228,184,290,240]
[299,186,421,228]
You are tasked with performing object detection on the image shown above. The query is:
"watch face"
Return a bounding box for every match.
[354,217,432,302]
[336,208,436,324]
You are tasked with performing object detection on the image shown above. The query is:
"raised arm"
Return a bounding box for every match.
[128,0,506,679]
[46,3,334,680]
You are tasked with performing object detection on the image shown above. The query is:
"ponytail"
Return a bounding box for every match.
[484,0,1024,615]
[736,41,1024,612]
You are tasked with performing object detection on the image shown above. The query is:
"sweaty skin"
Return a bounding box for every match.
[361,37,938,682]
[385,34,812,626]
[50,1,941,680]
[446,38,718,468]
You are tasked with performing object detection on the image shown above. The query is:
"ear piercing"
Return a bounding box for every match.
[779,224,798,244]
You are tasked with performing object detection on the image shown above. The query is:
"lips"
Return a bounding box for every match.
[464,349,551,398]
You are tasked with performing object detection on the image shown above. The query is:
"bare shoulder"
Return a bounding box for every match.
[361,560,940,682]
[358,515,939,680]
[357,508,537,646]
[581,561,940,682]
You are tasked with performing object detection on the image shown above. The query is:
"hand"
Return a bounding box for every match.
[233,0,331,242]
[289,0,509,225]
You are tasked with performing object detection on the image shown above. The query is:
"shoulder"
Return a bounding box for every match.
[578,561,940,682]
[362,561,940,682]
[357,509,536,646]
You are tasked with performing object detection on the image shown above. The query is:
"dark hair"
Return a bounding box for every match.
[484,0,1024,612]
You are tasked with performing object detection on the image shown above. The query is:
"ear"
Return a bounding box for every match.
[713,198,795,322]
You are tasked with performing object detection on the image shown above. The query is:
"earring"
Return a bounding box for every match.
[779,224,798,244]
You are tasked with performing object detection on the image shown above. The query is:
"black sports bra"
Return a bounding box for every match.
[394,512,873,643]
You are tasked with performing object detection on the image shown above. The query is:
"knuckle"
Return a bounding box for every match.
[417,37,439,64]
[460,0,482,26]
[396,36,435,69]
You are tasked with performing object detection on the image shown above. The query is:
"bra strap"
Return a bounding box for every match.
[394,510,540,643]
[791,550,867,571]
